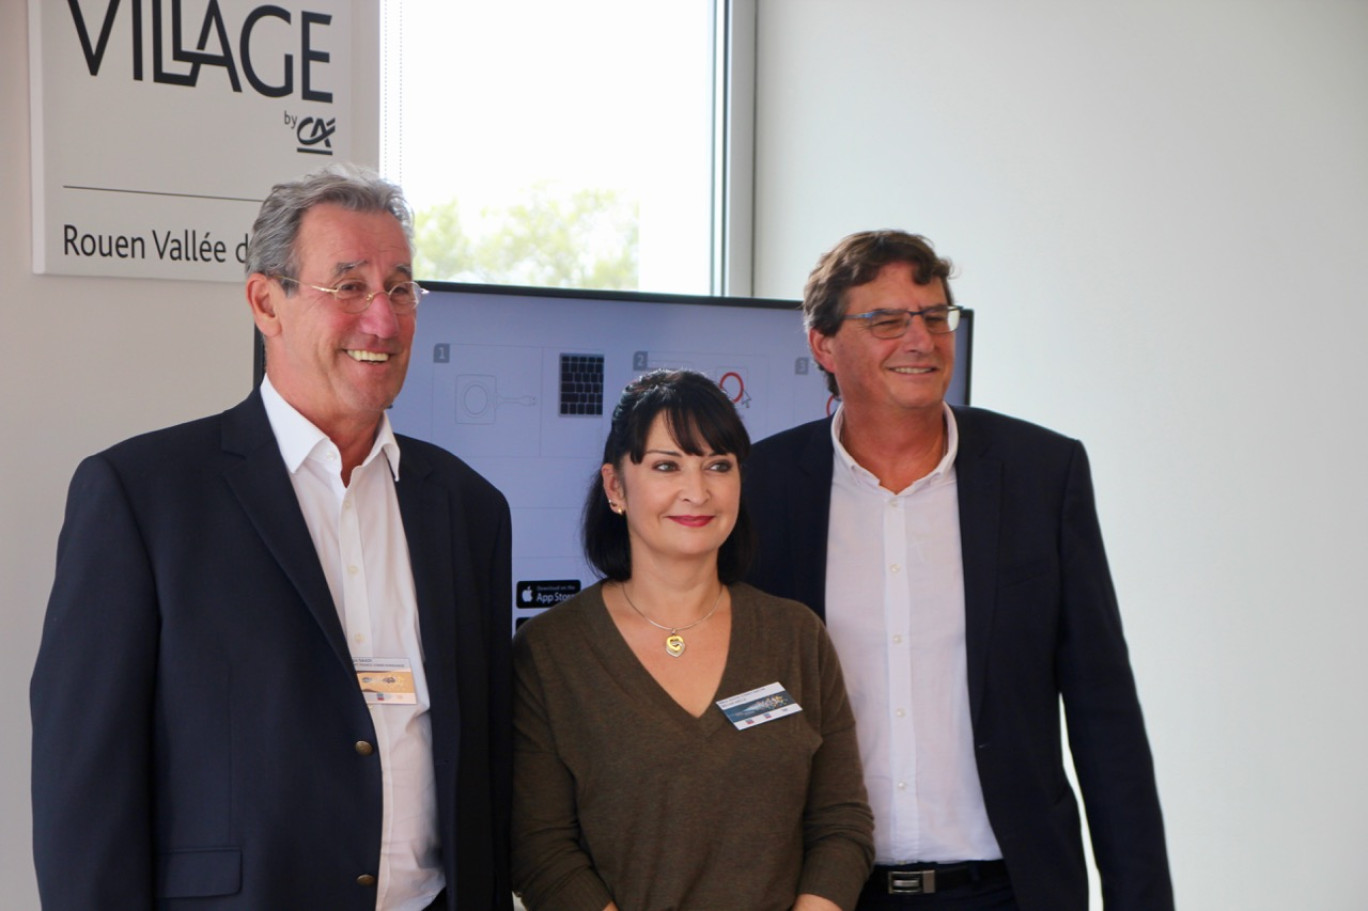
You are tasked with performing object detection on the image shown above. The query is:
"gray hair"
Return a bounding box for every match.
[244,162,414,284]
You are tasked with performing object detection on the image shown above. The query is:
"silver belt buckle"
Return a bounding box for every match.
[888,870,936,894]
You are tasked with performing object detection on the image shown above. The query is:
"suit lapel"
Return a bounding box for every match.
[792,419,836,619]
[395,443,460,744]
[953,407,1003,726]
[220,392,351,668]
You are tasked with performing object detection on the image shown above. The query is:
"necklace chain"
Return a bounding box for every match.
[620,584,725,658]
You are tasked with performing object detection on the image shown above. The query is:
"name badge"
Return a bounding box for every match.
[354,657,417,705]
[717,681,802,730]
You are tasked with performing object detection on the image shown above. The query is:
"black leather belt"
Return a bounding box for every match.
[866,860,1009,895]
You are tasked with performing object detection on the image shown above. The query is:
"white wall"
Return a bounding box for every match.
[1,3,379,906]
[752,1,1368,908]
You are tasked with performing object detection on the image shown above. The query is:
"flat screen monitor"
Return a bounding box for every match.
[260,282,973,627]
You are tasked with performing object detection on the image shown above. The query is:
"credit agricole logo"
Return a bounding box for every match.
[65,0,340,156]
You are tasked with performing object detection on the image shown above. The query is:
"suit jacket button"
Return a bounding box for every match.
[355,740,374,756]
[357,874,377,887]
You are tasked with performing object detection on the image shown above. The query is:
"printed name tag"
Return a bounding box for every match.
[717,681,802,730]
[354,657,417,705]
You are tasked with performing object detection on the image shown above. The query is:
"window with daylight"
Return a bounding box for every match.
[380,0,730,294]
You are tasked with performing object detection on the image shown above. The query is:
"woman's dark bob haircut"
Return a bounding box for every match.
[582,369,755,583]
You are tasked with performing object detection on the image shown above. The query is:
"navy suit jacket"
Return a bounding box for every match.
[743,407,1173,911]
[32,391,513,911]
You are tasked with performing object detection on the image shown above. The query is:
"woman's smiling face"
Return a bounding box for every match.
[602,413,741,571]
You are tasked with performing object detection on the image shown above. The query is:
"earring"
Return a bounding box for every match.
[609,501,624,515]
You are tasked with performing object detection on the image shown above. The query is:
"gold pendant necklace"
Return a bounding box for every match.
[621,584,725,658]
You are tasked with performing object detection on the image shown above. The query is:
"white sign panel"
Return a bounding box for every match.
[30,0,361,281]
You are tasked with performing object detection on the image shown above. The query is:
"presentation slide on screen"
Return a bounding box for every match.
[387,284,969,630]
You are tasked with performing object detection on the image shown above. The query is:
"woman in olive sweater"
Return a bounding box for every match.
[512,370,873,911]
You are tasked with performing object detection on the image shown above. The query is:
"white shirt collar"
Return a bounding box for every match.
[829,401,959,491]
[259,376,401,481]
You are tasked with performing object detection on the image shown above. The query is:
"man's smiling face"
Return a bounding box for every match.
[260,203,416,439]
[809,261,955,420]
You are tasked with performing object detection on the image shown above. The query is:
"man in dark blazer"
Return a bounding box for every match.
[743,231,1172,911]
[31,166,512,910]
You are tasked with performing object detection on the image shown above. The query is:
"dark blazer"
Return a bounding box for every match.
[31,391,513,911]
[743,406,1173,911]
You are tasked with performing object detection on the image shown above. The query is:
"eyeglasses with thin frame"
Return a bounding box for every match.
[274,276,427,314]
[843,304,962,338]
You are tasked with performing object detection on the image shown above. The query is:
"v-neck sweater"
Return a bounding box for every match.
[511,581,874,911]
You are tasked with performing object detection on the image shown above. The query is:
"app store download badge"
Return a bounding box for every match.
[518,580,582,609]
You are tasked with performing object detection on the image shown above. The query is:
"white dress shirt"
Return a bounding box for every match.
[824,404,1001,863]
[261,378,442,911]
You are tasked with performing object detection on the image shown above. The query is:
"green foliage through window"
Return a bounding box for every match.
[413,181,639,290]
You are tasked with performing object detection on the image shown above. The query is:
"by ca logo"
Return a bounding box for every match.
[296,116,336,155]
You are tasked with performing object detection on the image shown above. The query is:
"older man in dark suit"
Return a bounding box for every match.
[743,231,1173,911]
[31,165,512,911]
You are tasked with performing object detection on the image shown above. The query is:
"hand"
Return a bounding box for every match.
[793,894,843,911]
